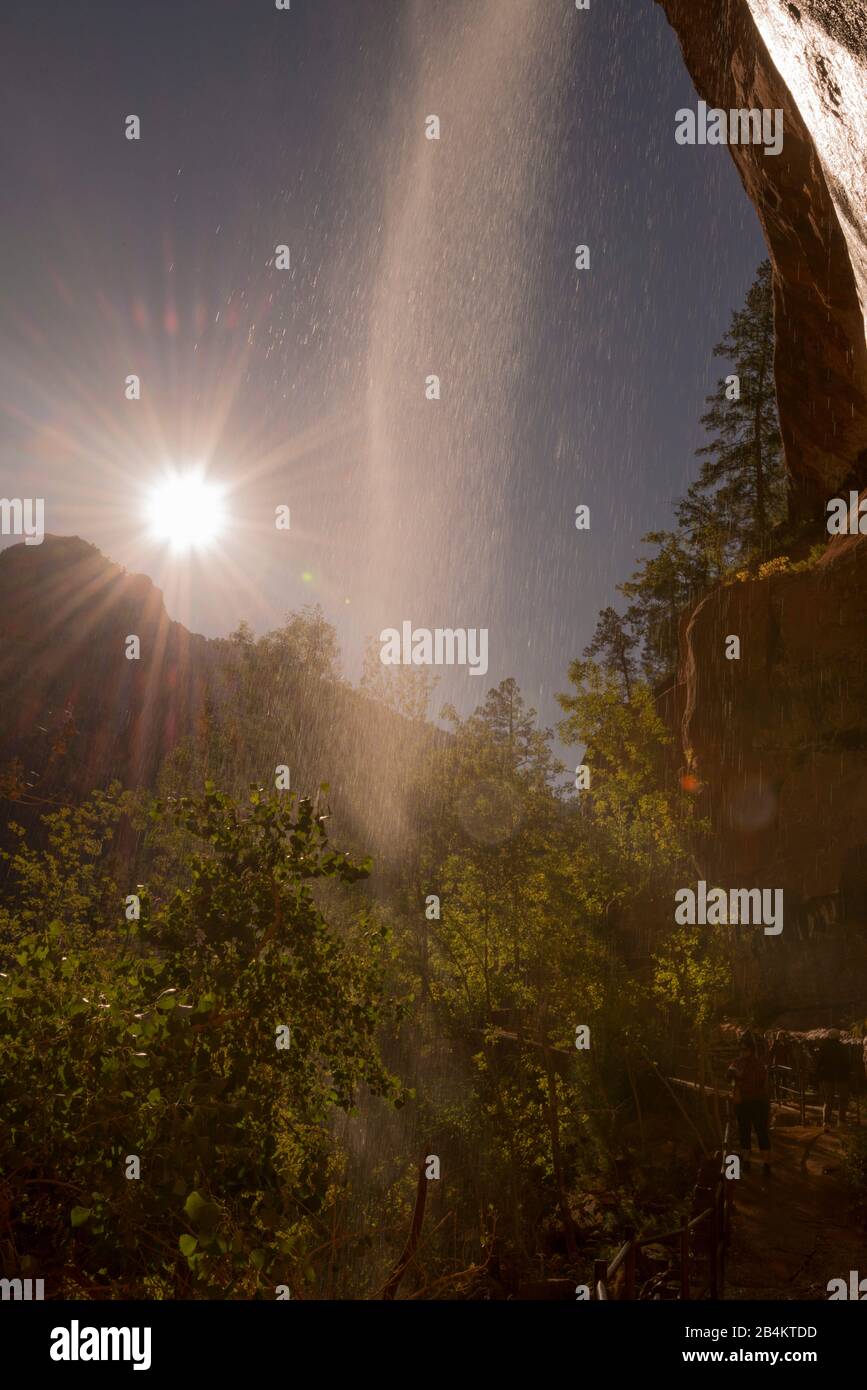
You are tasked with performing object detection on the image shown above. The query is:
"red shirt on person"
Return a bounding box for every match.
[728,1054,768,1102]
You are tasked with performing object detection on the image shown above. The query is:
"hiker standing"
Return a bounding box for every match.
[816,1029,850,1130]
[728,1032,772,1176]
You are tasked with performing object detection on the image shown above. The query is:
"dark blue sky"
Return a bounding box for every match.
[0,0,766,739]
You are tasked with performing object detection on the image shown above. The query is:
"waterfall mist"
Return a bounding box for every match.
[363,0,576,702]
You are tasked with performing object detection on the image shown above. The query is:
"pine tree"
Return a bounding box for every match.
[608,261,786,685]
[690,259,785,563]
[618,529,708,685]
[583,607,639,699]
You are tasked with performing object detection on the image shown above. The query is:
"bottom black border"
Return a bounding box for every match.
[2,1296,859,1376]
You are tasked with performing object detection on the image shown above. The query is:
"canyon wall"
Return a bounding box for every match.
[658,0,867,506]
[658,0,867,1018]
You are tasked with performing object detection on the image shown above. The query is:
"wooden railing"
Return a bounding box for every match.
[593,1121,733,1301]
[770,1063,861,1124]
[592,1053,863,1300]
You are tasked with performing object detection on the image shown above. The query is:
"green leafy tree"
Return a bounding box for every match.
[556,660,694,899]
[408,680,619,1255]
[228,619,256,648]
[0,785,405,1297]
[259,604,341,681]
[359,635,439,722]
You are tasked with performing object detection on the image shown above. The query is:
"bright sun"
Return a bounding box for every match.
[146,471,226,552]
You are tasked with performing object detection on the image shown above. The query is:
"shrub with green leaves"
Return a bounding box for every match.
[0,784,406,1298]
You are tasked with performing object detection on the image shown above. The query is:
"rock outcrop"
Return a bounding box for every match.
[0,536,210,799]
[679,525,867,1013]
[658,0,867,508]
[682,534,867,906]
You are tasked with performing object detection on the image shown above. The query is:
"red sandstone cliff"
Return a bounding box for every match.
[659,0,867,1016]
[658,0,867,506]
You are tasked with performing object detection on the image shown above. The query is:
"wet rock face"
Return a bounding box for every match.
[658,0,867,506]
[745,0,867,322]
[677,521,867,1013]
[679,524,867,904]
[795,0,867,63]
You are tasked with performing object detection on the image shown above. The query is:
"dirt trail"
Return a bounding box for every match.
[725,1109,863,1300]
